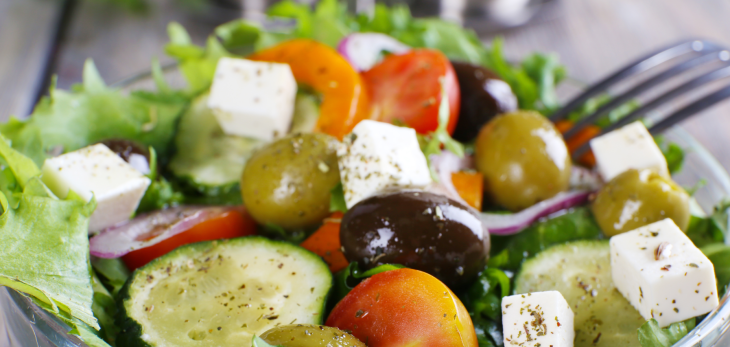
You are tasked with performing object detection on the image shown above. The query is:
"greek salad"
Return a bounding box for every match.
[0,1,728,347]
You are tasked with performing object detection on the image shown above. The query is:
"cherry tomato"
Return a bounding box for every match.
[121,208,257,270]
[249,39,371,140]
[300,212,349,273]
[361,49,460,134]
[326,268,478,347]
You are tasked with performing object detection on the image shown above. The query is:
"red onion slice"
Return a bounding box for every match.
[89,206,235,258]
[422,151,593,235]
[337,33,410,71]
[426,150,475,206]
[479,190,591,235]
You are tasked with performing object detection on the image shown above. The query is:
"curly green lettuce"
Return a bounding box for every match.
[0,134,98,332]
[0,60,187,167]
[638,318,696,347]
[165,0,565,115]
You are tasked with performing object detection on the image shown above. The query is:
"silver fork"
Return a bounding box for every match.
[549,39,730,160]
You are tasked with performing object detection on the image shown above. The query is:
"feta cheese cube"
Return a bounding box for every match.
[208,57,297,141]
[502,291,575,347]
[589,121,669,181]
[41,144,151,233]
[337,120,432,208]
[610,218,719,327]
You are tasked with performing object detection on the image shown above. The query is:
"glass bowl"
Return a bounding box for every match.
[2,69,730,346]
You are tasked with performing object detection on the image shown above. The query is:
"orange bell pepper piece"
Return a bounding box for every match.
[451,171,484,211]
[300,212,349,273]
[249,39,370,140]
[555,120,599,167]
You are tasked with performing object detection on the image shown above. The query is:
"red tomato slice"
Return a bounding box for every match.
[121,208,257,270]
[361,49,461,134]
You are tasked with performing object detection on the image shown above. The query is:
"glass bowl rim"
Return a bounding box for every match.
[5,68,730,347]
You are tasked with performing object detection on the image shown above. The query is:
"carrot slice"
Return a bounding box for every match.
[451,171,483,211]
[554,120,599,167]
[300,212,349,273]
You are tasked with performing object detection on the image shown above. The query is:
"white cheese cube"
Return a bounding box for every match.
[207,57,297,141]
[610,218,719,327]
[337,120,432,208]
[590,121,669,181]
[502,291,575,347]
[41,144,151,233]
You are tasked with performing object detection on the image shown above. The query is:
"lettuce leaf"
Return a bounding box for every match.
[0,135,98,330]
[69,320,112,347]
[460,267,510,321]
[90,257,130,297]
[166,2,564,116]
[521,52,567,113]
[471,315,503,347]
[488,207,602,271]
[267,0,355,48]
[0,60,187,167]
[329,183,347,213]
[419,85,465,180]
[637,318,695,347]
[358,4,485,63]
[329,262,405,310]
[685,201,729,247]
[165,23,231,95]
[90,272,119,345]
[655,135,685,174]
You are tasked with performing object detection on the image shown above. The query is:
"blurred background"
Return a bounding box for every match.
[1,0,730,171]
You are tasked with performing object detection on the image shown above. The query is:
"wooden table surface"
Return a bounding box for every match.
[3,0,730,172]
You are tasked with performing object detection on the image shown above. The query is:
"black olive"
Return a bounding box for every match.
[451,62,518,142]
[340,191,489,288]
[99,139,153,174]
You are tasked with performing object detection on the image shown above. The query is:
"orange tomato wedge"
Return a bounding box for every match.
[249,39,370,140]
[555,119,599,167]
[300,212,349,273]
[451,171,483,210]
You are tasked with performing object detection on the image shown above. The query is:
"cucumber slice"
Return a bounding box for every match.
[117,237,332,347]
[289,93,320,134]
[169,92,321,196]
[514,240,646,347]
[168,93,263,192]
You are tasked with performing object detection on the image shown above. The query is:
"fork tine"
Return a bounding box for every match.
[562,48,724,139]
[571,64,730,160]
[648,83,730,135]
[601,64,730,134]
[550,39,718,123]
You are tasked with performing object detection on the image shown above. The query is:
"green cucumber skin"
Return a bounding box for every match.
[115,236,333,347]
[168,93,263,193]
[513,240,610,290]
[514,240,646,347]
[116,272,151,347]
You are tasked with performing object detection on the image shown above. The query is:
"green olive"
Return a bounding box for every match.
[259,324,365,347]
[591,169,690,237]
[241,133,340,230]
[475,110,572,211]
